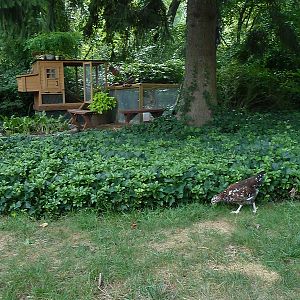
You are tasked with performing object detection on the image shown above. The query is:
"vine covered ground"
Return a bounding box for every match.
[0,111,299,216]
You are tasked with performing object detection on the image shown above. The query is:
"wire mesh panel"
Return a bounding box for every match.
[109,84,179,123]
[93,64,106,89]
[64,66,84,103]
[143,87,178,110]
[110,88,139,123]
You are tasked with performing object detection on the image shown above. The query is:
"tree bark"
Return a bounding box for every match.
[180,0,217,126]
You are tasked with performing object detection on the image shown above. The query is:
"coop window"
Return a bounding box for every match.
[42,94,63,104]
[46,68,57,79]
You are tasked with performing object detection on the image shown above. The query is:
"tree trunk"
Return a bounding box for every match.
[180,0,217,126]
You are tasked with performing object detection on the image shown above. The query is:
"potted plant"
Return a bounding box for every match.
[88,91,117,125]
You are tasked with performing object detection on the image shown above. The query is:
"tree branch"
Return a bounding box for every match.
[237,0,249,44]
[167,0,183,25]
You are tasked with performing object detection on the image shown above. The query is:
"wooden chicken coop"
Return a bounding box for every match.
[16,59,108,111]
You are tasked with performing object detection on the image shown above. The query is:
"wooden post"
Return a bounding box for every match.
[75,65,79,96]
[138,83,144,123]
[95,64,99,87]
[104,62,108,89]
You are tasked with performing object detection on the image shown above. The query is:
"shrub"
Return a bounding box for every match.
[217,62,300,110]
[0,67,32,116]
[25,31,82,58]
[109,60,184,84]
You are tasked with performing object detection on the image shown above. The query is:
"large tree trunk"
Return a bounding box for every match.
[180,0,217,126]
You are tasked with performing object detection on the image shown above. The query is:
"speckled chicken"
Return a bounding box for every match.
[211,172,265,214]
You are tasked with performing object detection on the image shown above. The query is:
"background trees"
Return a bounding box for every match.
[0,0,299,120]
[0,0,83,115]
[218,0,300,111]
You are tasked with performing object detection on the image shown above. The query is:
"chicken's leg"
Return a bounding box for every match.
[252,202,258,213]
[231,205,243,214]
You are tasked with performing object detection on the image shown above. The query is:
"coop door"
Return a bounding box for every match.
[44,67,60,92]
[83,62,93,103]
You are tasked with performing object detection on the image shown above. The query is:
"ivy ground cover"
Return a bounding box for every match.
[0,112,300,216]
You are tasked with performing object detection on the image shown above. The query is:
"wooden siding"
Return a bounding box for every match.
[39,61,64,94]
[108,83,180,90]
[33,102,83,111]
[16,74,39,92]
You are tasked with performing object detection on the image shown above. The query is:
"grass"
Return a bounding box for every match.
[0,202,299,300]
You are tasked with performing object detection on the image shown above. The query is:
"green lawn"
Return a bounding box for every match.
[0,202,299,300]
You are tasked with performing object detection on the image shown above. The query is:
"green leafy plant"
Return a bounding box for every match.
[25,31,81,58]
[0,112,68,135]
[0,111,299,216]
[88,92,117,114]
[0,65,31,116]
[217,62,300,110]
[110,60,184,84]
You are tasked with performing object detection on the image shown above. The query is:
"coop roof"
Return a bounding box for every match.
[34,59,108,66]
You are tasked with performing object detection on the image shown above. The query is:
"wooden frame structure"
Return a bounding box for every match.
[16,59,108,111]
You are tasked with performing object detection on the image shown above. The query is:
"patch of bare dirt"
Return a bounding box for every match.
[46,226,97,252]
[0,232,14,253]
[0,232,15,277]
[209,262,280,283]
[151,228,191,252]
[150,220,234,252]
[192,220,235,235]
[225,244,252,259]
[95,280,129,300]
[1,226,95,267]
[154,265,178,282]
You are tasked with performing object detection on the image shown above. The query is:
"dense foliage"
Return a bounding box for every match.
[0,112,68,135]
[217,63,300,110]
[0,66,29,116]
[0,1,299,218]
[217,0,300,110]
[1,0,299,114]
[0,111,299,216]
[26,32,82,58]
[110,60,184,84]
